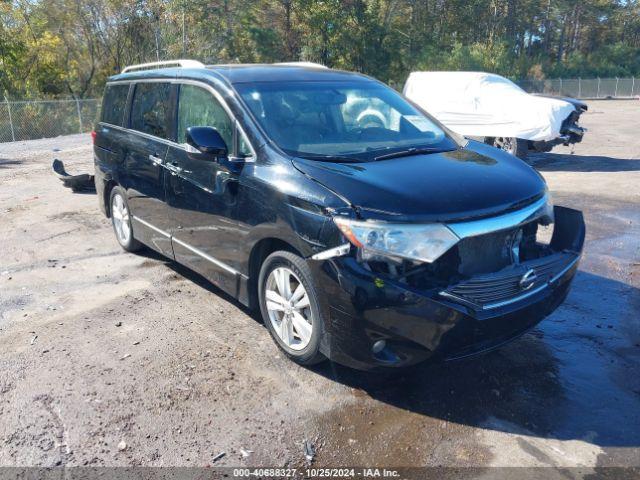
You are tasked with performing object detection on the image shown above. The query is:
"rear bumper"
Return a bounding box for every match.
[94,153,108,216]
[311,206,585,370]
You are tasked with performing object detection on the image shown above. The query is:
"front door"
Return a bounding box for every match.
[124,81,174,257]
[165,83,253,295]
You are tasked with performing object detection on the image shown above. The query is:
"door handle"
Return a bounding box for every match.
[166,160,186,174]
[149,154,163,166]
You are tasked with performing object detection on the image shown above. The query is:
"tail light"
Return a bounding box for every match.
[91,130,97,143]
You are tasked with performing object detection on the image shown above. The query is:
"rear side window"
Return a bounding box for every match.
[130,82,172,139]
[101,84,129,126]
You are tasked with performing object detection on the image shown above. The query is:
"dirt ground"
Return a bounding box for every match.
[0,100,639,476]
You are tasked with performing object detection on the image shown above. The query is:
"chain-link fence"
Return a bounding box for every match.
[516,77,638,99]
[0,98,100,143]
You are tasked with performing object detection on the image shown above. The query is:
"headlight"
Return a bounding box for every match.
[333,217,460,263]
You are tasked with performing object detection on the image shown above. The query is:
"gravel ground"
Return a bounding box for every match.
[0,100,639,476]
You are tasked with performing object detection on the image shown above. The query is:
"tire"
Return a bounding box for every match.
[258,250,326,366]
[109,186,142,253]
[486,136,529,161]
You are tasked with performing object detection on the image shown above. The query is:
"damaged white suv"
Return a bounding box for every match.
[403,71,587,160]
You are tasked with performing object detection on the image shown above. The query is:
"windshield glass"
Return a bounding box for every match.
[236,81,458,161]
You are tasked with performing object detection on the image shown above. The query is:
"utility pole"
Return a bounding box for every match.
[75,98,83,133]
[4,94,15,142]
[182,2,186,57]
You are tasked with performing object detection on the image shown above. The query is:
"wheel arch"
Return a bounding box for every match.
[246,237,303,310]
[104,179,118,218]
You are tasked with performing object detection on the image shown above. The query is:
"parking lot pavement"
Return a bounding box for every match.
[0,100,638,473]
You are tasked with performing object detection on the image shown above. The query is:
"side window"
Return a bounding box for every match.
[238,133,252,158]
[130,83,172,139]
[177,85,233,149]
[101,84,129,126]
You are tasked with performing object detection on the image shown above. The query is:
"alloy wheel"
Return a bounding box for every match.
[111,193,131,245]
[494,136,516,154]
[264,267,313,350]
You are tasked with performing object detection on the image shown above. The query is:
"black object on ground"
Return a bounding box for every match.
[52,159,95,192]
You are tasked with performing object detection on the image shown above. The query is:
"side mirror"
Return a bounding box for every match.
[186,126,228,156]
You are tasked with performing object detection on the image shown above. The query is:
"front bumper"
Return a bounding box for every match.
[311,206,585,370]
[532,110,586,152]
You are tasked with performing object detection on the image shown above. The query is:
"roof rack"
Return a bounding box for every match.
[275,61,328,69]
[122,59,205,74]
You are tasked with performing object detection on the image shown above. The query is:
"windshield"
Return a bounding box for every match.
[236,81,458,161]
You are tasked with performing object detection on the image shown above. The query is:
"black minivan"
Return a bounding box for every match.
[94,60,585,370]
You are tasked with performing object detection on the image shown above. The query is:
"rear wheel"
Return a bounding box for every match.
[110,187,142,252]
[486,136,529,160]
[258,251,326,366]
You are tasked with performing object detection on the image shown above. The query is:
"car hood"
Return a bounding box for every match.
[292,141,547,222]
[533,94,587,111]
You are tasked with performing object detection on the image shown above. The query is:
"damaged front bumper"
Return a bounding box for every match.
[532,109,586,152]
[311,206,585,370]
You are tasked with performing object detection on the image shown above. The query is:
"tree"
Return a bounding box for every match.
[1,0,639,99]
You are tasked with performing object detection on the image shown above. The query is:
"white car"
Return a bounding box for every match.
[403,71,586,160]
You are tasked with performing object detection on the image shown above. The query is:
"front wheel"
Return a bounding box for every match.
[486,136,529,160]
[258,251,326,366]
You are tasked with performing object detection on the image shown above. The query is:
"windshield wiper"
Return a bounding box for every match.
[298,154,361,163]
[373,146,456,161]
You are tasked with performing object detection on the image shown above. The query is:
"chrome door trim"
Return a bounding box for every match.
[131,215,246,278]
[132,215,170,238]
[172,237,245,278]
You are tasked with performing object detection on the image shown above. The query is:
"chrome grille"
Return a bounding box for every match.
[440,253,578,310]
